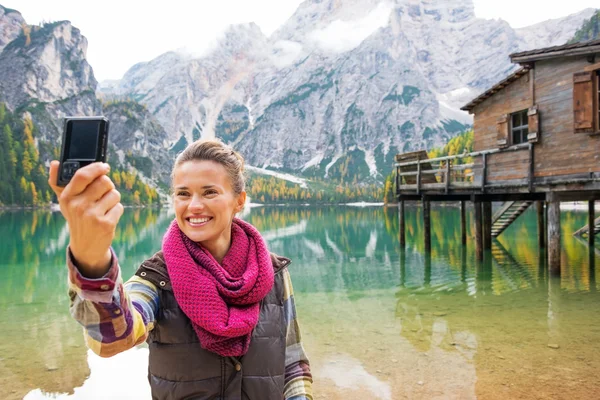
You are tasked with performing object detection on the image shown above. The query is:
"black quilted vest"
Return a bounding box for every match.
[135,251,290,400]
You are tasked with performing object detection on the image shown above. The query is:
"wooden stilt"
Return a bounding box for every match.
[537,201,545,249]
[424,252,431,286]
[545,201,549,261]
[423,199,431,252]
[589,200,595,247]
[483,202,492,250]
[399,249,406,288]
[474,200,483,261]
[589,247,596,293]
[399,200,406,247]
[547,200,561,276]
[460,200,467,246]
[461,246,467,283]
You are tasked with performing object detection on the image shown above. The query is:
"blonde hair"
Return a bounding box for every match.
[171,139,245,194]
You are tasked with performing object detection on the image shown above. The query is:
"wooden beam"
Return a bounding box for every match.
[528,143,534,192]
[483,202,492,250]
[474,200,483,261]
[589,200,596,247]
[584,61,600,72]
[461,200,467,246]
[399,200,406,248]
[537,201,545,249]
[547,190,600,202]
[547,201,561,276]
[481,153,487,193]
[530,68,536,105]
[423,199,431,252]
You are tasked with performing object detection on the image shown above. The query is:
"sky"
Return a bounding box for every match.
[2,0,598,81]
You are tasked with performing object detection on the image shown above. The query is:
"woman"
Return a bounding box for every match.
[48,139,313,400]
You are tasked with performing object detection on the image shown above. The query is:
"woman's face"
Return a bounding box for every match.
[172,160,246,252]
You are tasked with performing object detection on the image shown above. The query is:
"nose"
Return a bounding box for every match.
[188,194,205,212]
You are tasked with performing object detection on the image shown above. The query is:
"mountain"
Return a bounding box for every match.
[569,10,600,42]
[101,0,596,183]
[0,9,165,205]
[0,1,597,207]
[0,5,23,52]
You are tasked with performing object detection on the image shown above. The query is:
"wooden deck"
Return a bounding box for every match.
[395,143,600,201]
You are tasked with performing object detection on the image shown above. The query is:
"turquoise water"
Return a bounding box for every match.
[0,205,599,399]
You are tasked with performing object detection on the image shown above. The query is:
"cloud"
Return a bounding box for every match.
[308,2,394,54]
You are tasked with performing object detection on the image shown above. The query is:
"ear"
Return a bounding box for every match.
[235,191,247,214]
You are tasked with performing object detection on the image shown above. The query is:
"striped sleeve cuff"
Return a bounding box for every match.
[285,377,313,400]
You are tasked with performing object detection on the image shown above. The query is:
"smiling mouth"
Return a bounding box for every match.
[187,217,212,226]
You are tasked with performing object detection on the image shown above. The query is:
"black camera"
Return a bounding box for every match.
[57,116,110,187]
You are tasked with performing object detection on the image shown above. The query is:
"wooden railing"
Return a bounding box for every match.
[394,143,532,195]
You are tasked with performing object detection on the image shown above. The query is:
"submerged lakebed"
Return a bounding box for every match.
[0,205,599,399]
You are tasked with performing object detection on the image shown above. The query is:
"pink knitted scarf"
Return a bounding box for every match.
[161,217,274,357]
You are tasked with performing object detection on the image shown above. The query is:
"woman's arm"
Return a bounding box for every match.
[68,247,159,357]
[282,269,314,400]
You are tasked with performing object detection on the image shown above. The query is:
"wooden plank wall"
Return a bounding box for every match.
[487,150,529,181]
[533,57,600,177]
[472,74,531,152]
[472,74,530,182]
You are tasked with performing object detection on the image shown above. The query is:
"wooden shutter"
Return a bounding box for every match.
[527,105,539,142]
[573,71,594,133]
[496,114,509,148]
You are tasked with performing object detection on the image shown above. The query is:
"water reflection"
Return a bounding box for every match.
[1,205,599,399]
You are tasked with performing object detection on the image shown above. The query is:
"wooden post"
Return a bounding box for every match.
[424,252,432,287]
[537,201,545,249]
[547,200,561,276]
[461,246,467,283]
[423,199,431,252]
[589,247,596,293]
[399,249,406,288]
[399,200,406,248]
[589,200,595,247]
[474,200,483,261]
[483,201,492,250]
[460,200,467,246]
[544,201,549,260]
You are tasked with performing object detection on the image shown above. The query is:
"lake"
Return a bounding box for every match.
[0,205,599,400]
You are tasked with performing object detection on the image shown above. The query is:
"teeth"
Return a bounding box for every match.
[189,217,210,224]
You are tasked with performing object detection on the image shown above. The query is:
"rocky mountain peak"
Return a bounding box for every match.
[0,20,97,111]
[0,4,24,53]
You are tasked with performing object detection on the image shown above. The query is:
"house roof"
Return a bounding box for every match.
[460,67,530,113]
[510,38,600,63]
[461,39,600,113]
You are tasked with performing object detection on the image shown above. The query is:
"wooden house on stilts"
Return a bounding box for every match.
[394,39,600,274]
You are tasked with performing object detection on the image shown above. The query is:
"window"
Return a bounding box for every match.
[511,110,529,144]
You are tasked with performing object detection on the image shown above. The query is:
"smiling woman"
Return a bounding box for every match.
[48,139,313,400]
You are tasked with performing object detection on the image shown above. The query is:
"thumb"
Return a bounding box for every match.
[48,160,64,198]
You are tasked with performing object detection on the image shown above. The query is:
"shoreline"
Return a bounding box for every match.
[1,201,598,212]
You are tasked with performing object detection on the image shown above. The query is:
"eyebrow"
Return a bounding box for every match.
[174,185,217,190]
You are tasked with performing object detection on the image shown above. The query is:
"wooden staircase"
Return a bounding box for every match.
[573,216,600,237]
[491,201,534,238]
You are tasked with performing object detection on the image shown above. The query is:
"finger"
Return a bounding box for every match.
[103,202,124,225]
[61,162,110,199]
[84,175,116,203]
[48,161,64,197]
[95,189,121,215]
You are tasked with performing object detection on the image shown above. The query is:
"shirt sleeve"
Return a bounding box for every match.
[282,268,314,400]
[67,247,159,357]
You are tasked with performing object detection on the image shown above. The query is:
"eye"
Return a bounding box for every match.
[176,191,190,197]
[204,189,218,197]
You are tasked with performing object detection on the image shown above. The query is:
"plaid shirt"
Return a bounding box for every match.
[67,248,313,400]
